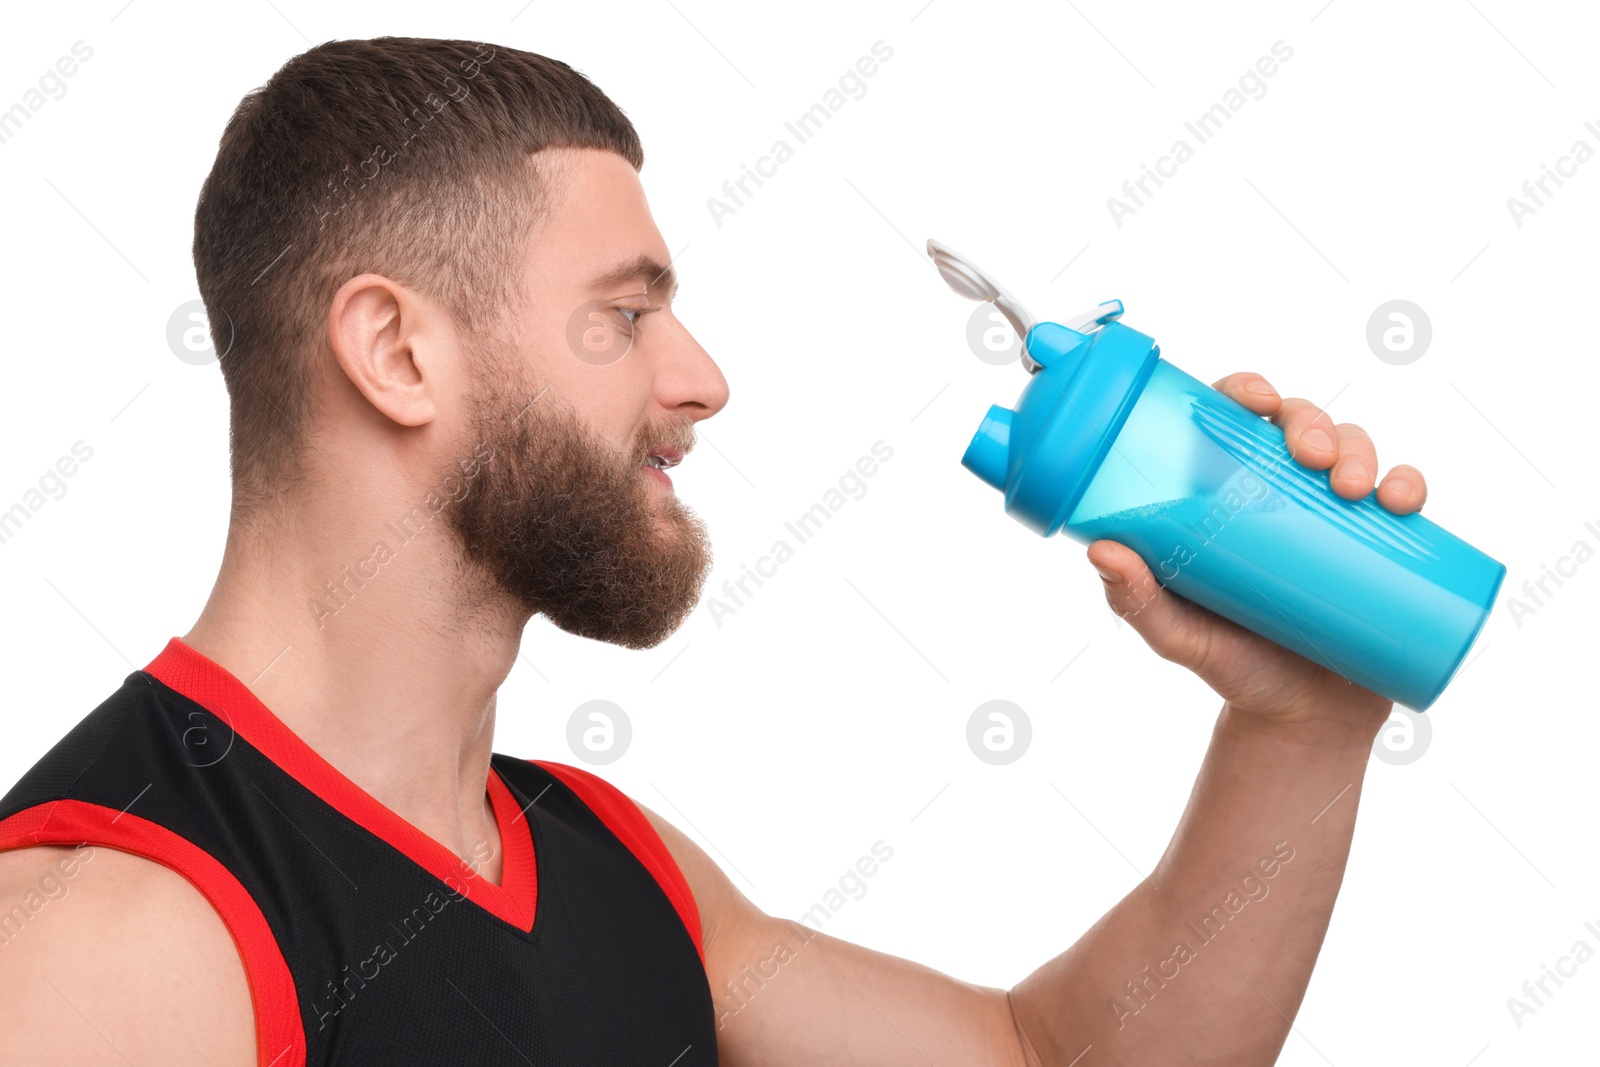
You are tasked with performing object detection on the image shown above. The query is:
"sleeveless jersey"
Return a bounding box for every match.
[0,637,718,1066]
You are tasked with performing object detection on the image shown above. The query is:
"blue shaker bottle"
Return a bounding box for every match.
[961,301,1505,711]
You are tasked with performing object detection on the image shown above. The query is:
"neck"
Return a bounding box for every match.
[182,506,528,883]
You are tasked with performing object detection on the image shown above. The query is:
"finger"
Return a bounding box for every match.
[1212,372,1282,417]
[1274,397,1339,470]
[1376,463,1428,515]
[1328,422,1378,501]
[1086,540,1210,672]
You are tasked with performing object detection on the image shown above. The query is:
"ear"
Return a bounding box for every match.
[326,273,443,429]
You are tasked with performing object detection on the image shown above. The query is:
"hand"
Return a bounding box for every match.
[1085,372,1428,735]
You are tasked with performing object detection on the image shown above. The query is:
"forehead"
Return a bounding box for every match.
[529,147,670,292]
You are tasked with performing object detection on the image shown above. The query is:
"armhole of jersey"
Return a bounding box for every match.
[528,760,704,965]
[0,800,307,1067]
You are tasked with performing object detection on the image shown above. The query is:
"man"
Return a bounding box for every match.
[0,37,1426,1066]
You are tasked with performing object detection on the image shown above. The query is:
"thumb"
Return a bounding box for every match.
[1086,540,1210,670]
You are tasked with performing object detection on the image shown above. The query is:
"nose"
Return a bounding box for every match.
[653,312,729,423]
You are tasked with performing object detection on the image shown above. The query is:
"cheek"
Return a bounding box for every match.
[598,375,652,447]
[560,369,653,454]
[506,306,653,453]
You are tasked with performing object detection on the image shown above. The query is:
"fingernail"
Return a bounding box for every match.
[1335,457,1368,481]
[1245,380,1276,397]
[1302,427,1335,452]
[1093,563,1123,584]
[1385,476,1412,497]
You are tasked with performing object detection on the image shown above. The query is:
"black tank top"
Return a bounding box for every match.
[0,637,718,1066]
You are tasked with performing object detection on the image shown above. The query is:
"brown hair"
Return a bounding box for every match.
[192,37,643,518]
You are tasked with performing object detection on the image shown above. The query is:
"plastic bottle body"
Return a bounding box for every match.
[1060,359,1505,710]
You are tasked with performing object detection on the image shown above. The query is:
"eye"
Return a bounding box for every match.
[614,303,659,329]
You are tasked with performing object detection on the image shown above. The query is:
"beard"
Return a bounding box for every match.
[444,361,712,650]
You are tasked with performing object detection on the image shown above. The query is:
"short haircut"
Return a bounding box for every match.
[192,37,642,518]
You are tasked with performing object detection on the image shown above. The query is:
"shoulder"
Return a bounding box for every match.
[525,760,757,957]
[0,844,254,1065]
[630,797,764,947]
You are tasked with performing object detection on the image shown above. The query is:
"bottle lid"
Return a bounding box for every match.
[962,309,1159,536]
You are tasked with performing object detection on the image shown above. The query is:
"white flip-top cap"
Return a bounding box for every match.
[927,238,1126,373]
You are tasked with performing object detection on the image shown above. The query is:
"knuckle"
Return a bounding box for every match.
[1282,398,1330,427]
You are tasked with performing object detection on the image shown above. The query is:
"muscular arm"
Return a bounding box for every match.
[0,845,255,1066]
[638,801,1032,1067]
[1008,708,1377,1064]
[643,707,1377,1067]
[641,373,1414,1066]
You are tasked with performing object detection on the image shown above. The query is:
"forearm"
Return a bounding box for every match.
[1009,701,1381,1066]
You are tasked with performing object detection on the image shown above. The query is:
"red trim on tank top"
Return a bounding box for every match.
[530,760,705,965]
[0,799,307,1067]
[143,637,538,933]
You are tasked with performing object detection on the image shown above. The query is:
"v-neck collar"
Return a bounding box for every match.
[143,636,538,933]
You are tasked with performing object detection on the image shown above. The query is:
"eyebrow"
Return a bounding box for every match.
[588,254,678,303]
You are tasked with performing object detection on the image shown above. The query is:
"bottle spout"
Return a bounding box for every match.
[962,404,1013,490]
[1019,302,1125,375]
[1022,322,1089,372]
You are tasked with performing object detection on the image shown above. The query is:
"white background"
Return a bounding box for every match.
[2,1,1596,1063]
